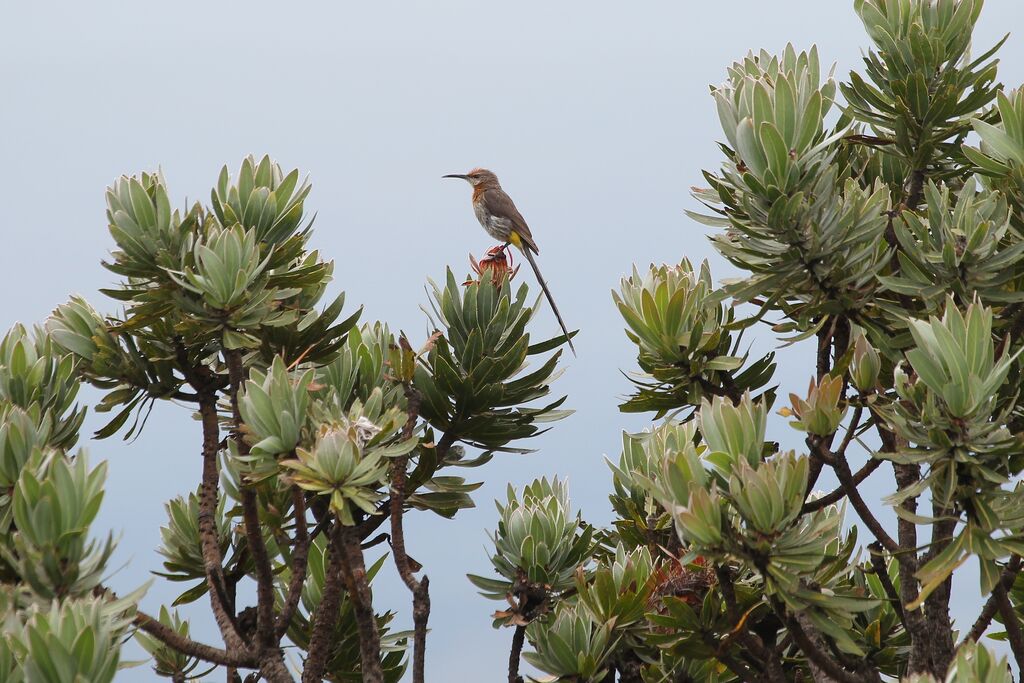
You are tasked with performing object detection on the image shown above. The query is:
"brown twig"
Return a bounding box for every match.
[508,624,526,683]
[803,326,838,496]
[784,612,866,683]
[803,403,877,512]
[808,435,898,553]
[197,393,247,651]
[961,556,1023,647]
[867,542,909,633]
[276,486,310,639]
[993,578,1024,670]
[241,489,277,648]
[301,524,345,683]
[133,605,256,668]
[354,430,458,542]
[803,459,882,512]
[389,374,430,683]
[337,523,385,683]
[816,324,834,381]
[96,584,254,673]
[878,422,932,673]
[904,169,926,213]
[835,403,863,457]
[225,352,281,653]
[921,506,957,674]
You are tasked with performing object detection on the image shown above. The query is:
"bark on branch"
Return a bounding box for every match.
[961,556,1023,649]
[301,524,346,683]
[338,523,385,683]
[879,424,932,674]
[354,430,458,543]
[802,458,882,512]
[131,604,256,669]
[507,624,526,683]
[389,379,431,683]
[993,578,1024,671]
[226,350,292,682]
[867,542,909,634]
[807,435,898,554]
[276,486,311,639]
[197,393,247,652]
[785,612,868,683]
[241,489,278,649]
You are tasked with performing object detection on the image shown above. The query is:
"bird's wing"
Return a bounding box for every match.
[482,188,540,253]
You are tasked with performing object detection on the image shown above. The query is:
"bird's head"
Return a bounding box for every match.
[442,168,500,188]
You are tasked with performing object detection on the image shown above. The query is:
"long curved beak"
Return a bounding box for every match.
[442,174,469,180]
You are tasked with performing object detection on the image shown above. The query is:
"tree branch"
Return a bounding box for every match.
[803,403,878,512]
[241,489,278,648]
[816,324,834,381]
[337,522,385,683]
[389,377,430,683]
[99,584,254,672]
[920,497,957,674]
[784,612,867,683]
[993,577,1024,671]
[127,601,255,669]
[835,402,862,458]
[197,392,247,651]
[904,168,926,213]
[225,351,286,670]
[257,650,294,683]
[804,326,839,495]
[867,542,909,634]
[508,624,526,683]
[808,435,898,553]
[354,430,458,542]
[276,486,310,639]
[225,349,293,682]
[877,422,934,674]
[802,458,882,512]
[301,524,346,683]
[961,556,1023,648]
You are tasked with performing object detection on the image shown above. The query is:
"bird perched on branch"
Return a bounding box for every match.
[443,168,576,356]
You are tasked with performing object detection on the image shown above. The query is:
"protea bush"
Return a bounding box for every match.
[4,1,1024,681]
[472,0,1024,681]
[4,152,573,683]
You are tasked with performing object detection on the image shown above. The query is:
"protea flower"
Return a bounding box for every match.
[464,245,519,286]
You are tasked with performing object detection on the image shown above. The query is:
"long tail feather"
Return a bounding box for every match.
[521,246,576,357]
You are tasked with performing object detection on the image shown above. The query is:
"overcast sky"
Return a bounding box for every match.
[3,2,1024,680]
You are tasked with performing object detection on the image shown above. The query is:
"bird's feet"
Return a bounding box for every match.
[483,243,515,267]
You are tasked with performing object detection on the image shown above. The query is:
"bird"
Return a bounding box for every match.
[443,168,576,356]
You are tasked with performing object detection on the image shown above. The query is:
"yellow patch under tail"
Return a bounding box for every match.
[508,231,522,248]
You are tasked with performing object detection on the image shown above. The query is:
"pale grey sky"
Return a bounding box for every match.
[2,2,1023,680]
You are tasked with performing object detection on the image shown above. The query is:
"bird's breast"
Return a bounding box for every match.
[472,200,511,241]
[472,199,489,227]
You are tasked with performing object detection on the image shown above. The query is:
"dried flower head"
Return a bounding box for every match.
[464,246,519,286]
